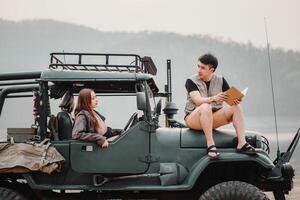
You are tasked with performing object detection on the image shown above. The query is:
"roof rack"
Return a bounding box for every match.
[49,52,157,75]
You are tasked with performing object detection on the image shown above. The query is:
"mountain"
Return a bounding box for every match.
[0,19,300,132]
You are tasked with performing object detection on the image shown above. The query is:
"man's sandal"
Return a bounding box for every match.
[207,145,220,159]
[236,142,257,155]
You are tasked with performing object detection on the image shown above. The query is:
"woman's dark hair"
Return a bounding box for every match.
[198,53,218,71]
[74,88,99,130]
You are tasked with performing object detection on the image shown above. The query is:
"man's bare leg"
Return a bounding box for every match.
[187,104,255,155]
[185,103,219,157]
[199,104,214,147]
[222,105,247,148]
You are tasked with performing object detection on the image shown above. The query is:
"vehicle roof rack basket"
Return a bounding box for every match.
[49,52,157,75]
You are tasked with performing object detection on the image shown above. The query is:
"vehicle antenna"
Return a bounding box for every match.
[63,50,66,63]
[167,59,172,102]
[264,17,280,159]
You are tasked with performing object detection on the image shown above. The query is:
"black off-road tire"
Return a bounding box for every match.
[0,187,27,200]
[199,181,269,200]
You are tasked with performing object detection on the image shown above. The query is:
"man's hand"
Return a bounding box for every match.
[101,140,109,148]
[233,98,242,105]
[212,92,227,103]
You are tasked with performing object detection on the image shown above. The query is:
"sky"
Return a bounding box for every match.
[0,0,300,52]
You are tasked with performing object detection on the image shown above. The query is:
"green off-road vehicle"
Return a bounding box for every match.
[0,52,299,200]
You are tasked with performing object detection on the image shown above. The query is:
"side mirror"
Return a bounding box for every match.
[136,92,146,111]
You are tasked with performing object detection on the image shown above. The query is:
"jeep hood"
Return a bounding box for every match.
[180,128,261,148]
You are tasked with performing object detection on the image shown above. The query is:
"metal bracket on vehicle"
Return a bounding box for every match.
[93,174,109,187]
[139,124,154,132]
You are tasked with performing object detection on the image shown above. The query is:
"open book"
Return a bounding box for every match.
[224,86,248,106]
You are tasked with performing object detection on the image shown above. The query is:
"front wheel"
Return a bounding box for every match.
[0,187,27,200]
[199,181,269,200]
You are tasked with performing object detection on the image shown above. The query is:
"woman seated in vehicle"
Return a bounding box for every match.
[72,88,122,148]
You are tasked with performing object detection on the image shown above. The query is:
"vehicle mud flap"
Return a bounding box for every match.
[93,163,189,186]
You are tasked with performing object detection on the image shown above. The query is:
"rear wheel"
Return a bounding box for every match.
[0,187,27,200]
[199,181,269,200]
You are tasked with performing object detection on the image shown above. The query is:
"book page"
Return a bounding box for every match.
[241,87,248,96]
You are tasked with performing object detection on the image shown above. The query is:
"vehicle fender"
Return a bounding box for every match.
[183,151,274,189]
